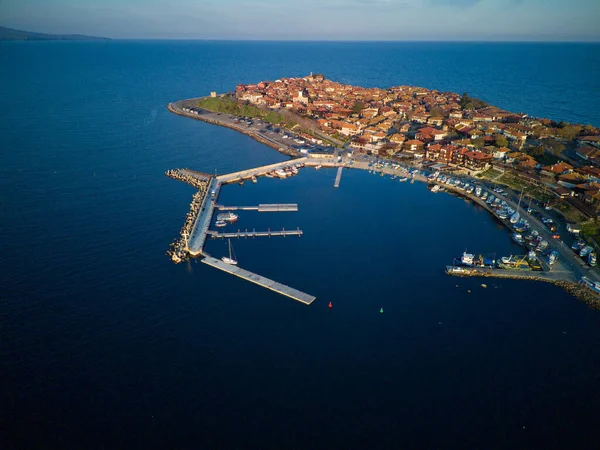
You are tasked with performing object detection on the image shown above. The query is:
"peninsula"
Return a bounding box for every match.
[0,26,110,41]
[166,75,600,307]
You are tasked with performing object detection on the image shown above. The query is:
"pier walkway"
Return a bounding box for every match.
[187,177,221,256]
[206,228,303,238]
[216,204,298,212]
[202,256,316,305]
[334,167,343,188]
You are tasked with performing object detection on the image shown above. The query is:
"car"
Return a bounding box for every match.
[551,234,560,239]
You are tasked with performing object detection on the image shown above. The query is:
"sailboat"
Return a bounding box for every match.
[222,239,238,265]
[510,188,523,224]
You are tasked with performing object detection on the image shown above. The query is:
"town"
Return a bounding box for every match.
[232,74,600,232]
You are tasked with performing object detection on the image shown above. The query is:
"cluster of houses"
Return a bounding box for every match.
[235,74,600,212]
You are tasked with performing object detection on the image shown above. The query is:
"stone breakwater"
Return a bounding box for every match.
[165,169,211,263]
[167,102,301,158]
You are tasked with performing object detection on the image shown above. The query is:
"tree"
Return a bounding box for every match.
[528,146,545,157]
[429,106,446,117]
[460,92,488,110]
[352,100,366,115]
[546,139,566,156]
[494,134,509,148]
[472,137,485,148]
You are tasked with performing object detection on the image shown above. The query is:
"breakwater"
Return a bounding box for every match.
[165,170,212,263]
[168,101,301,158]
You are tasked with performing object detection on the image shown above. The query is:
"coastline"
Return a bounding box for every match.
[166,99,600,308]
[168,99,302,158]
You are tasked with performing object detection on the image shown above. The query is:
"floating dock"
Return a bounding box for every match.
[216,203,298,212]
[206,228,303,238]
[202,256,316,305]
[334,167,343,188]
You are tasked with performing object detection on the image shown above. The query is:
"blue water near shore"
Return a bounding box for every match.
[1,41,600,449]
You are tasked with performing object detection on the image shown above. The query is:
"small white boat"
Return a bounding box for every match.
[251,175,257,183]
[215,220,227,228]
[315,164,322,170]
[511,233,524,245]
[588,252,597,267]
[275,169,287,178]
[222,239,238,265]
[461,252,475,266]
[430,185,440,193]
[580,245,593,258]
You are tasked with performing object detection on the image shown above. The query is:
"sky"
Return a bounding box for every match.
[2,0,599,41]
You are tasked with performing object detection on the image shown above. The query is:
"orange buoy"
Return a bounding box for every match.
[328,301,332,308]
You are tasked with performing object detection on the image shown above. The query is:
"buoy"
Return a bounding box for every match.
[380,307,384,314]
[328,301,332,308]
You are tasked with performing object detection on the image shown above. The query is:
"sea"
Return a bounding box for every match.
[1,41,600,449]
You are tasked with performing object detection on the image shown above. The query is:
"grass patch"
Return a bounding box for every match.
[196,97,294,127]
[495,171,555,203]
[581,219,600,243]
[555,202,588,223]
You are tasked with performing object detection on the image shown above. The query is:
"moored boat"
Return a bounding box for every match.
[222,239,238,265]
[588,252,597,266]
[460,252,475,266]
[251,175,257,183]
[547,250,559,265]
[580,245,593,258]
[217,212,238,223]
[581,276,600,293]
[215,220,227,228]
[511,233,525,245]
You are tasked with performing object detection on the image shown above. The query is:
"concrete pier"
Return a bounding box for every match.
[216,203,298,212]
[216,158,308,184]
[334,167,343,188]
[206,228,303,238]
[187,177,221,256]
[202,256,316,305]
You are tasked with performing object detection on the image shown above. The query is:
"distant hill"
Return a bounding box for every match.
[0,26,110,41]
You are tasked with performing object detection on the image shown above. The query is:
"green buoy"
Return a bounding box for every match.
[380,307,384,314]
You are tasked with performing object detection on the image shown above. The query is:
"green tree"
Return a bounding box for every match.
[352,100,366,115]
[429,106,446,117]
[472,137,485,148]
[494,134,509,148]
[546,139,566,156]
[528,146,545,157]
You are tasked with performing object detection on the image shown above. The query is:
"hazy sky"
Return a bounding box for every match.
[2,0,599,40]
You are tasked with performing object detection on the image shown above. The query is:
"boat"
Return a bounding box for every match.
[581,276,600,293]
[547,250,559,265]
[315,164,322,170]
[398,177,408,182]
[275,169,287,178]
[536,240,549,252]
[410,178,415,184]
[580,245,593,258]
[221,239,238,265]
[265,172,274,178]
[215,220,227,228]
[461,252,475,266]
[588,252,597,266]
[251,175,257,183]
[446,265,472,275]
[238,179,244,185]
[475,186,482,197]
[498,209,510,220]
[466,185,474,195]
[511,233,525,245]
[430,185,440,193]
[510,211,520,224]
[481,191,488,200]
[217,212,238,223]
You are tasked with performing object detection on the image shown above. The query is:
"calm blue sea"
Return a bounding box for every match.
[1,41,600,449]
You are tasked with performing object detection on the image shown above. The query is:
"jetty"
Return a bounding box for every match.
[216,203,298,212]
[216,158,307,184]
[334,167,343,188]
[207,228,303,238]
[202,257,315,304]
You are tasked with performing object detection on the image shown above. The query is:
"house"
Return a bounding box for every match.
[575,146,600,161]
[404,139,425,153]
[493,147,510,159]
[462,150,493,171]
[578,136,600,148]
[340,122,360,136]
[541,162,573,178]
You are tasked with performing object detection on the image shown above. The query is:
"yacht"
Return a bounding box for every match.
[222,239,238,265]
[217,212,238,223]
[511,233,525,245]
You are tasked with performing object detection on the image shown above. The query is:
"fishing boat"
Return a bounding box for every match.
[430,184,440,193]
[581,276,600,293]
[460,252,475,266]
[498,209,510,220]
[571,239,585,251]
[475,186,482,197]
[547,250,559,265]
[398,177,408,182]
[537,240,549,252]
[588,252,597,266]
[217,212,238,223]
[221,239,238,265]
[215,220,227,228]
[265,172,274,178]
[511,233,525,245]
[315,164,322,170]
[275,169,287,178]
[238,178,245,185]
[251,175,257,183]
[291,166,299,175]
[481,191,488,200]
[580,245,593,258]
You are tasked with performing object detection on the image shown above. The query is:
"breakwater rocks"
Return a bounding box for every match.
[167,103,300,158]
[166,173,210,263]
[166,168,212,189]
[449,269,600,310]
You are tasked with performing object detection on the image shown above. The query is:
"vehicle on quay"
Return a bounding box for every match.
[222,239,238,265]
[580,245,594,258]
[589,253,597,266]
[217,212,238,223]
[581,276,600,293]
[511,233,525,245]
